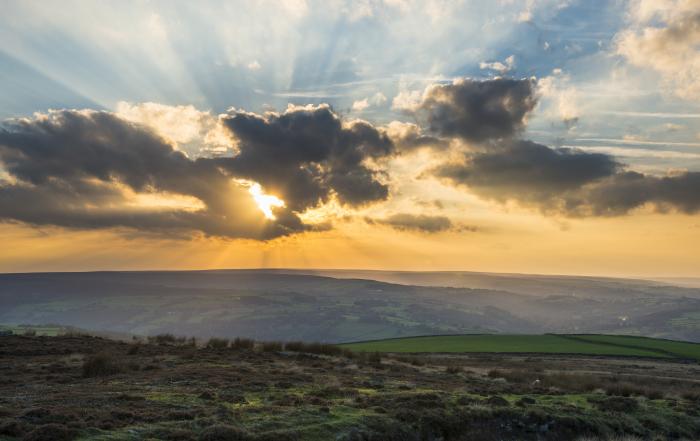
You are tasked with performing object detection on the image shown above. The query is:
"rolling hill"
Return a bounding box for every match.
[1,270,700,342]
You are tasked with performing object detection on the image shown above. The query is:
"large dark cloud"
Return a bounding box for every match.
[220,104,393,211]
[0,110,307,239]
[0,106,397,238]
[418,78,537,142]
[435,140,620,199]
[434,139,700,216]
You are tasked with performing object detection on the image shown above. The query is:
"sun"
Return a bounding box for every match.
[248,183,285,220]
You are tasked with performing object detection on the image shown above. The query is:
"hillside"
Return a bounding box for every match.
[2,270,700,342]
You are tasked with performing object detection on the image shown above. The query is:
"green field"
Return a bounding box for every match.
[0,324,67,336]
[341,334,700,361]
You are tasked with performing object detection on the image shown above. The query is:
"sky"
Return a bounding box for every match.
[0,0,699,276]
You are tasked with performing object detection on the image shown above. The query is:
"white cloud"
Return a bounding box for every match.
[480,55,515,73]
[247,60,261,70]
[352,98,370,112]
[615,0,700,99]
[352,92,388,112]
[115,102,234,157]
[391,89,423,112]
[537,70,580,126]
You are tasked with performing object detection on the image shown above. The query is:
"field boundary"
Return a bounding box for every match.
[340,332,700,347]
[561,334,699,361]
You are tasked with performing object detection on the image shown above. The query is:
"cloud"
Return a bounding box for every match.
[0,104,400,239]
[434,139,700,216]
[384,121,448,152]
[351,99,370,112]
[219,104,394,211]
[391,89,423,112]
[115,101,232,157]
[480,55,515,73]
[366,213,453,233]
[537,70,580,128]
[351,92,387,112]
[0,110,309,239]
[417,78,538,142]
[615,0,700,99]
[435,140,619,203]
[402,75,700,218]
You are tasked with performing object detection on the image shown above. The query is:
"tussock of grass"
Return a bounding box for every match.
[206,338,230,349]
[82,352,123,378]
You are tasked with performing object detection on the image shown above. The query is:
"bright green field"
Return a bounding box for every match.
[341,334,700,361]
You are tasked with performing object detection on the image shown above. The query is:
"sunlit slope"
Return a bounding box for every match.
[342,334,700,361]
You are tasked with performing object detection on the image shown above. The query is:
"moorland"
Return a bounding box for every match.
[2,333,700,440]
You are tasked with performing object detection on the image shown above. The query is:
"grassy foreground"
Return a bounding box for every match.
[2,335,700,440]
[341,334,700,361]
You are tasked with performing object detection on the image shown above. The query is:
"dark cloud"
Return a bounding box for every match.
[414,77,700,218]
[576,171,700,216]
[434,139,700,216]
[0,106,397,238]
[219,104,393,211]
[385,122,449,153]
[418,78,537,142]
[435,140,620,198]
[366,213,453,233]
[0,110,307,239]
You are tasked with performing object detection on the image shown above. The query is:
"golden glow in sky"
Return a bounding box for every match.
[0,0,699,277]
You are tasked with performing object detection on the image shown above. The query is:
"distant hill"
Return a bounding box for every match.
[1,269,700,342]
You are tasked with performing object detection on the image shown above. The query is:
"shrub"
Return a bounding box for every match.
[206,338,230,349]
[605,383,636,397]
[198,424,249,441]
[445,365,462,374]
[283,341,344,356]
[126,344,140,355]
[0,420,26,437]
[261,341,283,352]
[22,423,77,441]
[593,396,639,412]
[367,352,382,364]
[148,334,178,345]
[231,337,255,350]
[82,352,122,377]
[283,341,304,352]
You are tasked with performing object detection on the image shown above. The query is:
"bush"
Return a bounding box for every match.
[261,341,283,352]
[283,341,344,356]
[592,396,639,412]
[82,352,122,377]
[231,337,255,350]
[367,352,382,364]
[126,344,140,355]
[206,338,230,349]
[445,365,462,374]
[22,423,77,441]
[148,334,178,345]
[198,424,249,441]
